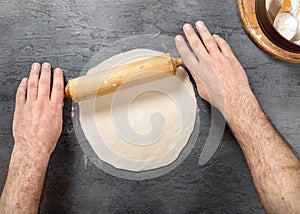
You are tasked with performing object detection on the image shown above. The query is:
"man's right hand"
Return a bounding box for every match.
[175,21,300,214]
[175,21,254,118]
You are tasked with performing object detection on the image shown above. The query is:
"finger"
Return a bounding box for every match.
[212,34,235,59]
[175,35,200,76]
[195,21,220,55]
[51,68,64,103]
[38,62,51,99]
[16,78,28,106]
[27,63,40,101]
[183,23,208,58]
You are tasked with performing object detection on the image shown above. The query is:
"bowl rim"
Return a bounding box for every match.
[255,0,300,53]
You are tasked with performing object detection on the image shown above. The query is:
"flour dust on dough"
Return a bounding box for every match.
[79,49,197,172]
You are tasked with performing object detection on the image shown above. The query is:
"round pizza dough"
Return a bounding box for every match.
[78,49,197,172]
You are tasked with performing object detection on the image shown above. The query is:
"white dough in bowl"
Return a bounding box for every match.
[266,0,300,44]
[266,0,299,21]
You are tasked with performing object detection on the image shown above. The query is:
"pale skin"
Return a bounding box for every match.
[0,62,64,214]
[175,21,300,214]
[0,21,299,214]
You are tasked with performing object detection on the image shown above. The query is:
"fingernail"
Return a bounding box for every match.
[43,62,50,68]
[55,68,62,74]
[196,21,204,29]
[21,78,28,85]
[32,63,39,70]
[184,24,192,31]
[175,35,182,42]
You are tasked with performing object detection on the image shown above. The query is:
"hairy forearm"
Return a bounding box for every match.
[227,92,300,213]
[0,145,50,214]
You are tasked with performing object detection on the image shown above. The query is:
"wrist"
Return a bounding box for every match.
[12,141,51,167]
[225,89,260,124]
[13,137,55,156]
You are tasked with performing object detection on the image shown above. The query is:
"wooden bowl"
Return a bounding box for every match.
[238,0,300,62]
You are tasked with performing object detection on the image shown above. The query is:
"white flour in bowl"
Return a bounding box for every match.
[266,0,300,45]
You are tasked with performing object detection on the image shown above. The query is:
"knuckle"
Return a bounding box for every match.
[192,41,203,51]
[184,59,198,72]
[206,38,215,46]
[206,57,217,68]
[36,100,45,108]
[53,82,63,91]
[218,38,226,45]
[219,39,231,50]
[52,106,63,117]
[16,90,26,97]
[17,86,26,95]
[18,81,27,88]
[222,42,230,50]
[52,100,63,109]
[202,54,212,62]
[221,38,229,45]
[214,54,226,63]
[39,79,49,86]
[28,81,38,90]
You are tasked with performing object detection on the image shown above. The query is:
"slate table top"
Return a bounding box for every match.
[0,0,299,213]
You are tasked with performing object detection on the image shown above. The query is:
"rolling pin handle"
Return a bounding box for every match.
[64,82,71,99]
[175,58,184,67]
[278,0,292,14]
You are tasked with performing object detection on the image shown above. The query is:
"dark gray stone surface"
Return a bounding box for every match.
[0,0,299,213]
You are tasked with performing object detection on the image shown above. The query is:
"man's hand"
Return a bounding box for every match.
[0,62,64,214]
[175,21,253,118]
[13,62,64,157]
[175,21,300,214]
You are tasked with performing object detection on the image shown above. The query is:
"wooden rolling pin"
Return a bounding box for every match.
[65,53,183,102]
